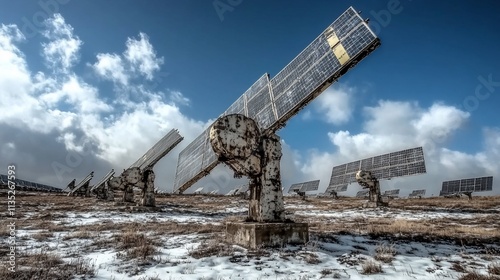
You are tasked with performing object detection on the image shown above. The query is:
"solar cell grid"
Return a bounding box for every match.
[336,185,348,192]
[440,176,493,194]
[356,190,369,197]
[328,147,426,190]
[174,7,380,193]
[129,129,183,170]
[409,189,426,197]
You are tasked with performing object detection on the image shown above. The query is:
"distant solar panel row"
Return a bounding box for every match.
[288,180,320,193]
[324,184,348,194]
[0,174,61,192]
[173,6,380,193]
[328,147,426,190]
[356,190,369,198]
[129,129,183,170]
[408,189,426,197]
[440,176,493,195]
[383,189,400,196]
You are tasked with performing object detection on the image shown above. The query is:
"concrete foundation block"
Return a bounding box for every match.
[226,222,309,249]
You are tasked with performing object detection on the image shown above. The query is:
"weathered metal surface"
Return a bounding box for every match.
[355,170,384,206]
[111,128,183,205]
[141,169,156,207]
[209,114,285,222]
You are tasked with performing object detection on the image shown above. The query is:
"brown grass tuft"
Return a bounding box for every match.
[361,259,383,274]
[458,271,500,280]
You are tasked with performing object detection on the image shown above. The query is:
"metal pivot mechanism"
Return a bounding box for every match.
[110,128,183,207]
[209,114,285,222]
[90,169,115,201]
[355,170,386,207]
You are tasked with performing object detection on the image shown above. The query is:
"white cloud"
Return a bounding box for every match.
[92,53,128,85]
[124,32,163,80]
[314,86,355,125]
[41,14,82,72]
[0,14,203,190]
[169,90,190,106]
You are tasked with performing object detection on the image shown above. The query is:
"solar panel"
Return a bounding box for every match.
[408,189,426,197]
[0,174,7,184]
[90,169,115,192]
[193,187,204,194]
[324,183,347,194]
[129,129,183,170]
[288,180,320,193]
[383,189,400,196]
[327,147,426,191]
[173,6,380,193]
[0,174,60,192]
[68,172,94,196]
[356,190,369,198]
[238,185,249,193]
[226,189,238,196]
[440,176,493,195]
[209,190,218,195]
[288,184,302,194]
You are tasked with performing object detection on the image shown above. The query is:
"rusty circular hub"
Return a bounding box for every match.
[209,114,260,159]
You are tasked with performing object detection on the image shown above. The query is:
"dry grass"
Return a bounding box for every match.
[459,271,500,280]
[361,259,383,274]
[489,262,500,275]
[115,229,160,260]
[374,243,396,263]
[188,235,235,259]
[0,249,96,280]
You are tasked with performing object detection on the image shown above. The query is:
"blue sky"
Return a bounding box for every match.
[0,0,499,196]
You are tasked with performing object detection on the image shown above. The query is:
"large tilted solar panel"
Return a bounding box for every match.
[129,129,183,170]
[288,180,320,193]
[90,169,115,192]
[327,147,426,191]
[173,6,380,193]
[324,184,348,194]
[356,190,369,198]
[383,189,400,196]
[440,176,493,195]
[68,172,94,195]
[409,189,426,197]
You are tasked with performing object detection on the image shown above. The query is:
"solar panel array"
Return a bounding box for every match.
[193,187,204,194]
[328,147,426,192]
[439,176,493,196]
[0,174,61,192]
[408,189,426,197]
[383,189,400,197]
[356,190,369,198]
[68,172,94,196]
[130,129,183,170]
[237,185,249,193]
[324,184,348,194]
[226,189,238,196]
[90,169,115,192]
[288,180,320,194]
[173,6,380,193]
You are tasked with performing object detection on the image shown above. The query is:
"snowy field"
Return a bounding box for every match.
[1,193,500,280]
